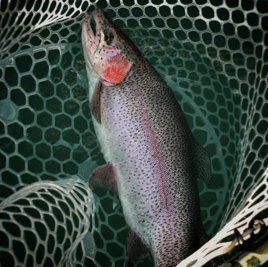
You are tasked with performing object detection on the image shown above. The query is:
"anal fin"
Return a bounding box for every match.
[90,80,102,124]
[125,229,151,267]
[192,140,212,186]
[88,163,118,197]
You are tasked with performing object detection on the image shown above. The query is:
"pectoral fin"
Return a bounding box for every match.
[90,80,102,124]
[125,229,151,267]
[88,163,118,197]
[192,140,212,186]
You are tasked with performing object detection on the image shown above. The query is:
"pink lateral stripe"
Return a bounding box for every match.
[135,89,174,231]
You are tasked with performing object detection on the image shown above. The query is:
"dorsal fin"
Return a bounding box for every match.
[192,140,212,186]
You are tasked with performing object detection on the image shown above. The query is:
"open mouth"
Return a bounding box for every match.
[90,16,96,37]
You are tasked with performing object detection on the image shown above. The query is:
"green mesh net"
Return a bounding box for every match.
[0,0,267,266]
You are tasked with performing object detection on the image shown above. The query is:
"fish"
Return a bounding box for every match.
[82,9,212,267]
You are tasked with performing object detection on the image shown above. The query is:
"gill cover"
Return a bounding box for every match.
[102,46,130,85]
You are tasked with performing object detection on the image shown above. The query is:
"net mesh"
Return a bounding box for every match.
[0,178,94,267]
[0,0,267,266]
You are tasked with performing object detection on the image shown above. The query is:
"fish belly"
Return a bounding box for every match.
[94,88,166,241]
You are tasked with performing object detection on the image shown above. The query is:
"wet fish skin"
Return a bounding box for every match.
[82,10,212,267]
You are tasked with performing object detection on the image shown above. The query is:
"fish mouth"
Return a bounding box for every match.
[90,16,97,37]
[86,13,98,42]
[82,12,101,58]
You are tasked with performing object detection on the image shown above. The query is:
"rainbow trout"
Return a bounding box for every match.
[82,10,212,267]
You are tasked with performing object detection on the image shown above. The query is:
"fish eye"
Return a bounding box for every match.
[104,31,114,45]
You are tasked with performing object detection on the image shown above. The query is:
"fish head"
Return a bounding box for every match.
[82,10,138,86]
